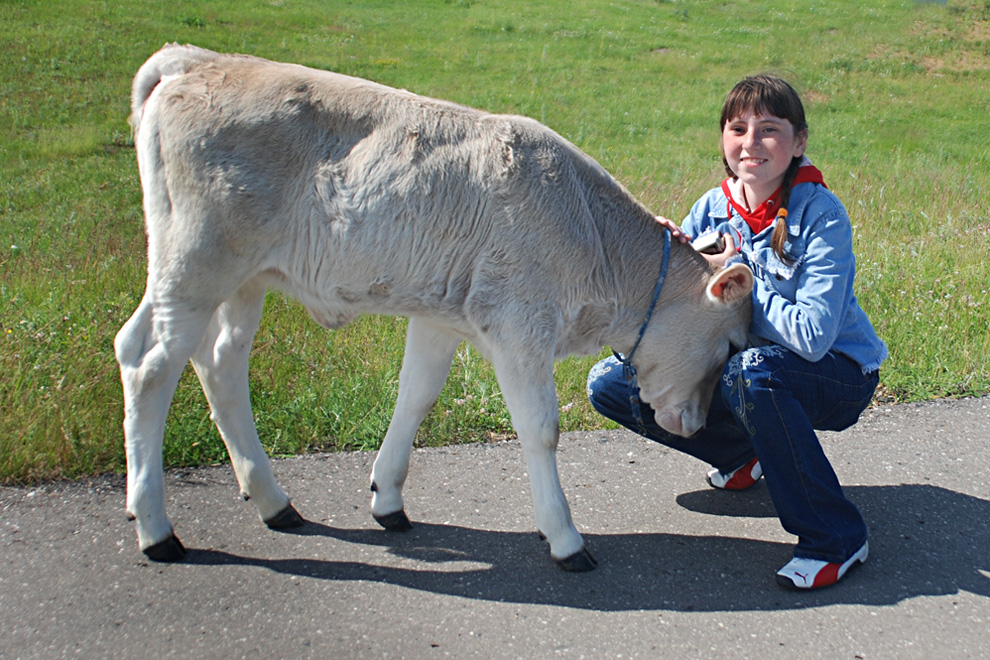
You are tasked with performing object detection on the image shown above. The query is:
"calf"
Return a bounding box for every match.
[117,44,754,570]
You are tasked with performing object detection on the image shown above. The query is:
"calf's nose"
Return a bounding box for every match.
[655,409,706,438]
[656,410,685,437]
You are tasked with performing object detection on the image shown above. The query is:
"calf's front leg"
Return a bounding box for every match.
[492,349,596,572]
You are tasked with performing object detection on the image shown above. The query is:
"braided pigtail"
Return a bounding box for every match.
[770,156,803,263]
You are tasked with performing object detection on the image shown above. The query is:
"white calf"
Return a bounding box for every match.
[117,44,753,570]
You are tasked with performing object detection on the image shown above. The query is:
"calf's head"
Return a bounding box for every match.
[631,263,754,437]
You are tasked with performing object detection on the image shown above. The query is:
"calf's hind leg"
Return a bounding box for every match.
[370,318,461,529]
[115,296,214,561]
[189,280,303,531]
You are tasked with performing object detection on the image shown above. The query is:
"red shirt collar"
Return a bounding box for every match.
[723,165,826,235]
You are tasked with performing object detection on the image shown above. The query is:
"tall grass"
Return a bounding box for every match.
[1,0,988,483]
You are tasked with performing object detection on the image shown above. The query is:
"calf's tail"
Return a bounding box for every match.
[130,43,218,133]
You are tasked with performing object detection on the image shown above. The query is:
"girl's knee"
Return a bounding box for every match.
[586,356,628,415]
[724,346,788,382]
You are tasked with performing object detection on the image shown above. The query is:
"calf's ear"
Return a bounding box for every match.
[706,263,754,305]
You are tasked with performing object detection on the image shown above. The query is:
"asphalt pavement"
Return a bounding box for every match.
[2,395,988,659]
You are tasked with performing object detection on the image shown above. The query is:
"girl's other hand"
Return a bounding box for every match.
[701,231,739,268]
[655,216,691,243]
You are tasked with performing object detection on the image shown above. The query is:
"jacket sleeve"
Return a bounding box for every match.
[748,210,856,362]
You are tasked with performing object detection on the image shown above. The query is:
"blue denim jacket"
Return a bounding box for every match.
[680,180,888,373]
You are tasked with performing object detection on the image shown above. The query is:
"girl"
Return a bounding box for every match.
[587,74,887,590]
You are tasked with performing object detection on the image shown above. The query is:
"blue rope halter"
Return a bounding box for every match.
[612,229,671,428]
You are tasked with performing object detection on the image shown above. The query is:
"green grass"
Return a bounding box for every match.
[2,0,989,483]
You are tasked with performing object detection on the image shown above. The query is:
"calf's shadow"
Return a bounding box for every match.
[188,483,989,612]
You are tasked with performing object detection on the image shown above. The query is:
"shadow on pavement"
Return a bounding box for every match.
[187,483,989,612]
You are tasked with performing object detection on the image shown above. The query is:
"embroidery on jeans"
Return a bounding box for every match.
[586,358,616,398]
[723,345,787,436]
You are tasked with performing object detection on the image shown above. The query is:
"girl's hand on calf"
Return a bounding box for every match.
[655,216,690,243]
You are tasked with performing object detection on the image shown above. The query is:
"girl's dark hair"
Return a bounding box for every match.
[719,74,807,261]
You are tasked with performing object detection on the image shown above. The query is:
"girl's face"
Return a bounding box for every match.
[722,110,807,205]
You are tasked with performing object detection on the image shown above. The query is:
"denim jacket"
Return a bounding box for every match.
[680,180,888,373]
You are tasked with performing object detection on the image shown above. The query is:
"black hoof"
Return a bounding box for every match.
[373,509,413,532]
[143,533,187,562]
[554,547,598,572]
[265,503,305,530]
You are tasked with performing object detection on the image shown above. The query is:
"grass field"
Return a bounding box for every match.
[2,0,988,483]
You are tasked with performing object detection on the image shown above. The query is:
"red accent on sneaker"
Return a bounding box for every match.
[708,457,763,490]
[724,457,761,489]
[812,563,841,588]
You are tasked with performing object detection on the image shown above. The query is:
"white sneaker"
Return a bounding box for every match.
[776,541,869,590]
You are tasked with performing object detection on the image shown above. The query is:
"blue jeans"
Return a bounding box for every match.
[587,345,879,563]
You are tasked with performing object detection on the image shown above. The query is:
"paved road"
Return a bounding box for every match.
[2,396,988,659]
